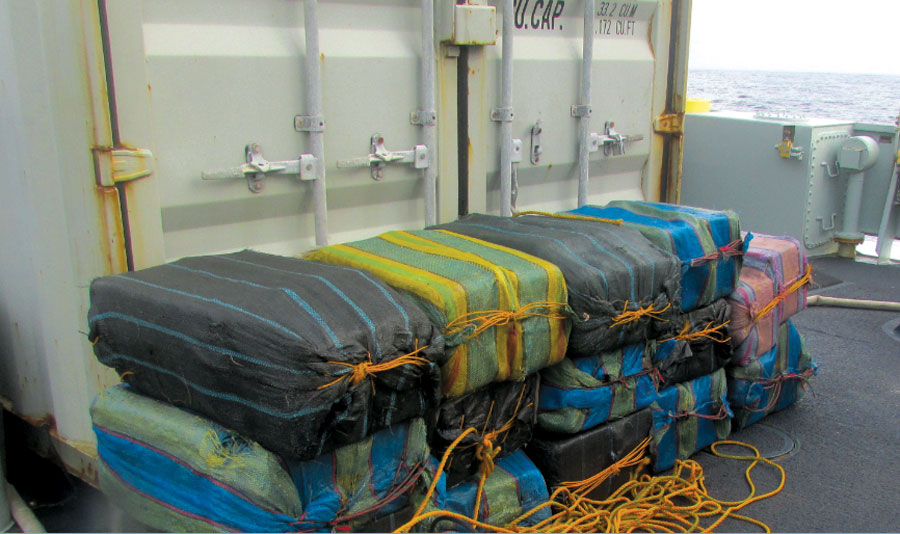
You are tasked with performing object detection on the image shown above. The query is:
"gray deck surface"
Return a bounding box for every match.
[696,256,900,532]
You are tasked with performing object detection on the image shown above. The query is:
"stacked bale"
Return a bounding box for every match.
[567,201,744,473]
[307,228,569,527]
[430,213,681,496]
[88,251,446,530]
[725,233,817,429]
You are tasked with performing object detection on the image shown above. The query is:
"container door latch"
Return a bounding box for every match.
[93,146,154,188]
[590,122,644,157]
[200,144,318,193]
[336,134,428,181]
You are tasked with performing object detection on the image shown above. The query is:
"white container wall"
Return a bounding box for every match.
[0,0,687,483]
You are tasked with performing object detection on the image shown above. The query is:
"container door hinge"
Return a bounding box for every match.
[590,122,644,156]
[93,146,154,188]
[653,113,684,135]
[335,134,429,181]
[200,143,318,193]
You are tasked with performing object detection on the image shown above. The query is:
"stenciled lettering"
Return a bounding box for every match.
[514,0,565,31]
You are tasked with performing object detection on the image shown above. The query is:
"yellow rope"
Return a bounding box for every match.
[609,301,671,329]
[395,438,785,533]
[444,301,570,339]
[317,343,431,392]
[662,320,732,344]
[512,210,624,226]
[752,264,812,323]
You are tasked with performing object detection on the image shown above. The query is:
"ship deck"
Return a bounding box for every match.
[4,255,900,533]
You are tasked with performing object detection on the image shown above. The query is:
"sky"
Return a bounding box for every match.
[689,0,900,75]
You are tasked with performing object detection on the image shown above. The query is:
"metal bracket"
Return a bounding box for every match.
[775,141,805,160]
[589,122,644,156]
[201,143,318,193]
[817,213,837,231]
[653,113,684,134]
[93,146,154,187]
[491,107,515,122]
[335,134,429,181]
[511,138,523,164]
[570,105,592,118]
[821,160,841,178]
[410,110,437,126]
[294,115,326,132]
[530,120,543,164]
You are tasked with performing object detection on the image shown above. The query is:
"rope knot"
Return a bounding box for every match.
[663,320,731,344]
[719,238,746,258]
[609,301,671,329]
[475,437,501,478]
[752,264,813,323]
[317,343,431,392]
[444,301,571,340]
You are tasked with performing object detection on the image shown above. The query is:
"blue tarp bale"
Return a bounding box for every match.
[538,343,660,434]
[569,201,744,312]
[728,320,817,429]
[650,368,732,472]
[91,385,439,533]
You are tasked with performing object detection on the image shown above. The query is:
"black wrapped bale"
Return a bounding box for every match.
[88,250,444,461]
[652,299,732,385]
[432,375,538,487]
[527,408,653,500]
[430,213,681,356]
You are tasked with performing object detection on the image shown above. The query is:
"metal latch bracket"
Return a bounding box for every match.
[200,143,318,193]
[294,115,326,132]
[93,146,154,188]
[335,134,429,181]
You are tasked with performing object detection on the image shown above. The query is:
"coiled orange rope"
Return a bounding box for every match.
[444,301,571,340]
[395,437,786,533]
[513,210,624,226]
[609,301,671,328]
[751,264,813,323]
[317,343,431,392]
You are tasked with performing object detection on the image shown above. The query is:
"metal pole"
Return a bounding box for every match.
[499,0,514,217]
[304,0,328,246]
[577,0,595,208]
[421,0,437,226]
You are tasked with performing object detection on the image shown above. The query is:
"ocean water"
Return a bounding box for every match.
[687,70,900,124]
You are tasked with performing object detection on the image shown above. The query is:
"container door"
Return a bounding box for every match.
[103,0,441,260]
[463,0,678,214]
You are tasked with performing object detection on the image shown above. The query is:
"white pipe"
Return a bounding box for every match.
[499,0,514,217]
[304,0,328,246]
[577,0,595,207]
[421,0,437,226]
[807,294,900,312]
[5,484,45,533]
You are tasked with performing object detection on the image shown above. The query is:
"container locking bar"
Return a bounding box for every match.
[590,122,644,157]
[200,143,318,193]
[336,134,429,181]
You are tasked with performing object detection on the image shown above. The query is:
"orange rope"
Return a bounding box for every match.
[752,264,812,323]
[394,437,785,533]
[556,437,652,498]
[513,210,623,226]
[317,343,431,392]
[662,320,731,344]
[745,368,816,413]
[609,301,671,329]
[444,301,570,339]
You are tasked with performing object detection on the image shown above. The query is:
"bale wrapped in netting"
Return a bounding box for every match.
[651,298,733,385]
[728,320,817,430]
[306,230,570,398]
[430,213,681,356]
[568,201,745,312]
[527,408,653,501]
[429,450,552,532]
[88,250,443,461]
[91,386,441,533]
[537,343,661,434]
[432,375,538,487]
[729,233,810,366]
[650,367,732,472]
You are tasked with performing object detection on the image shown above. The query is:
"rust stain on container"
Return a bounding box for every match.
[94,187,128,275]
